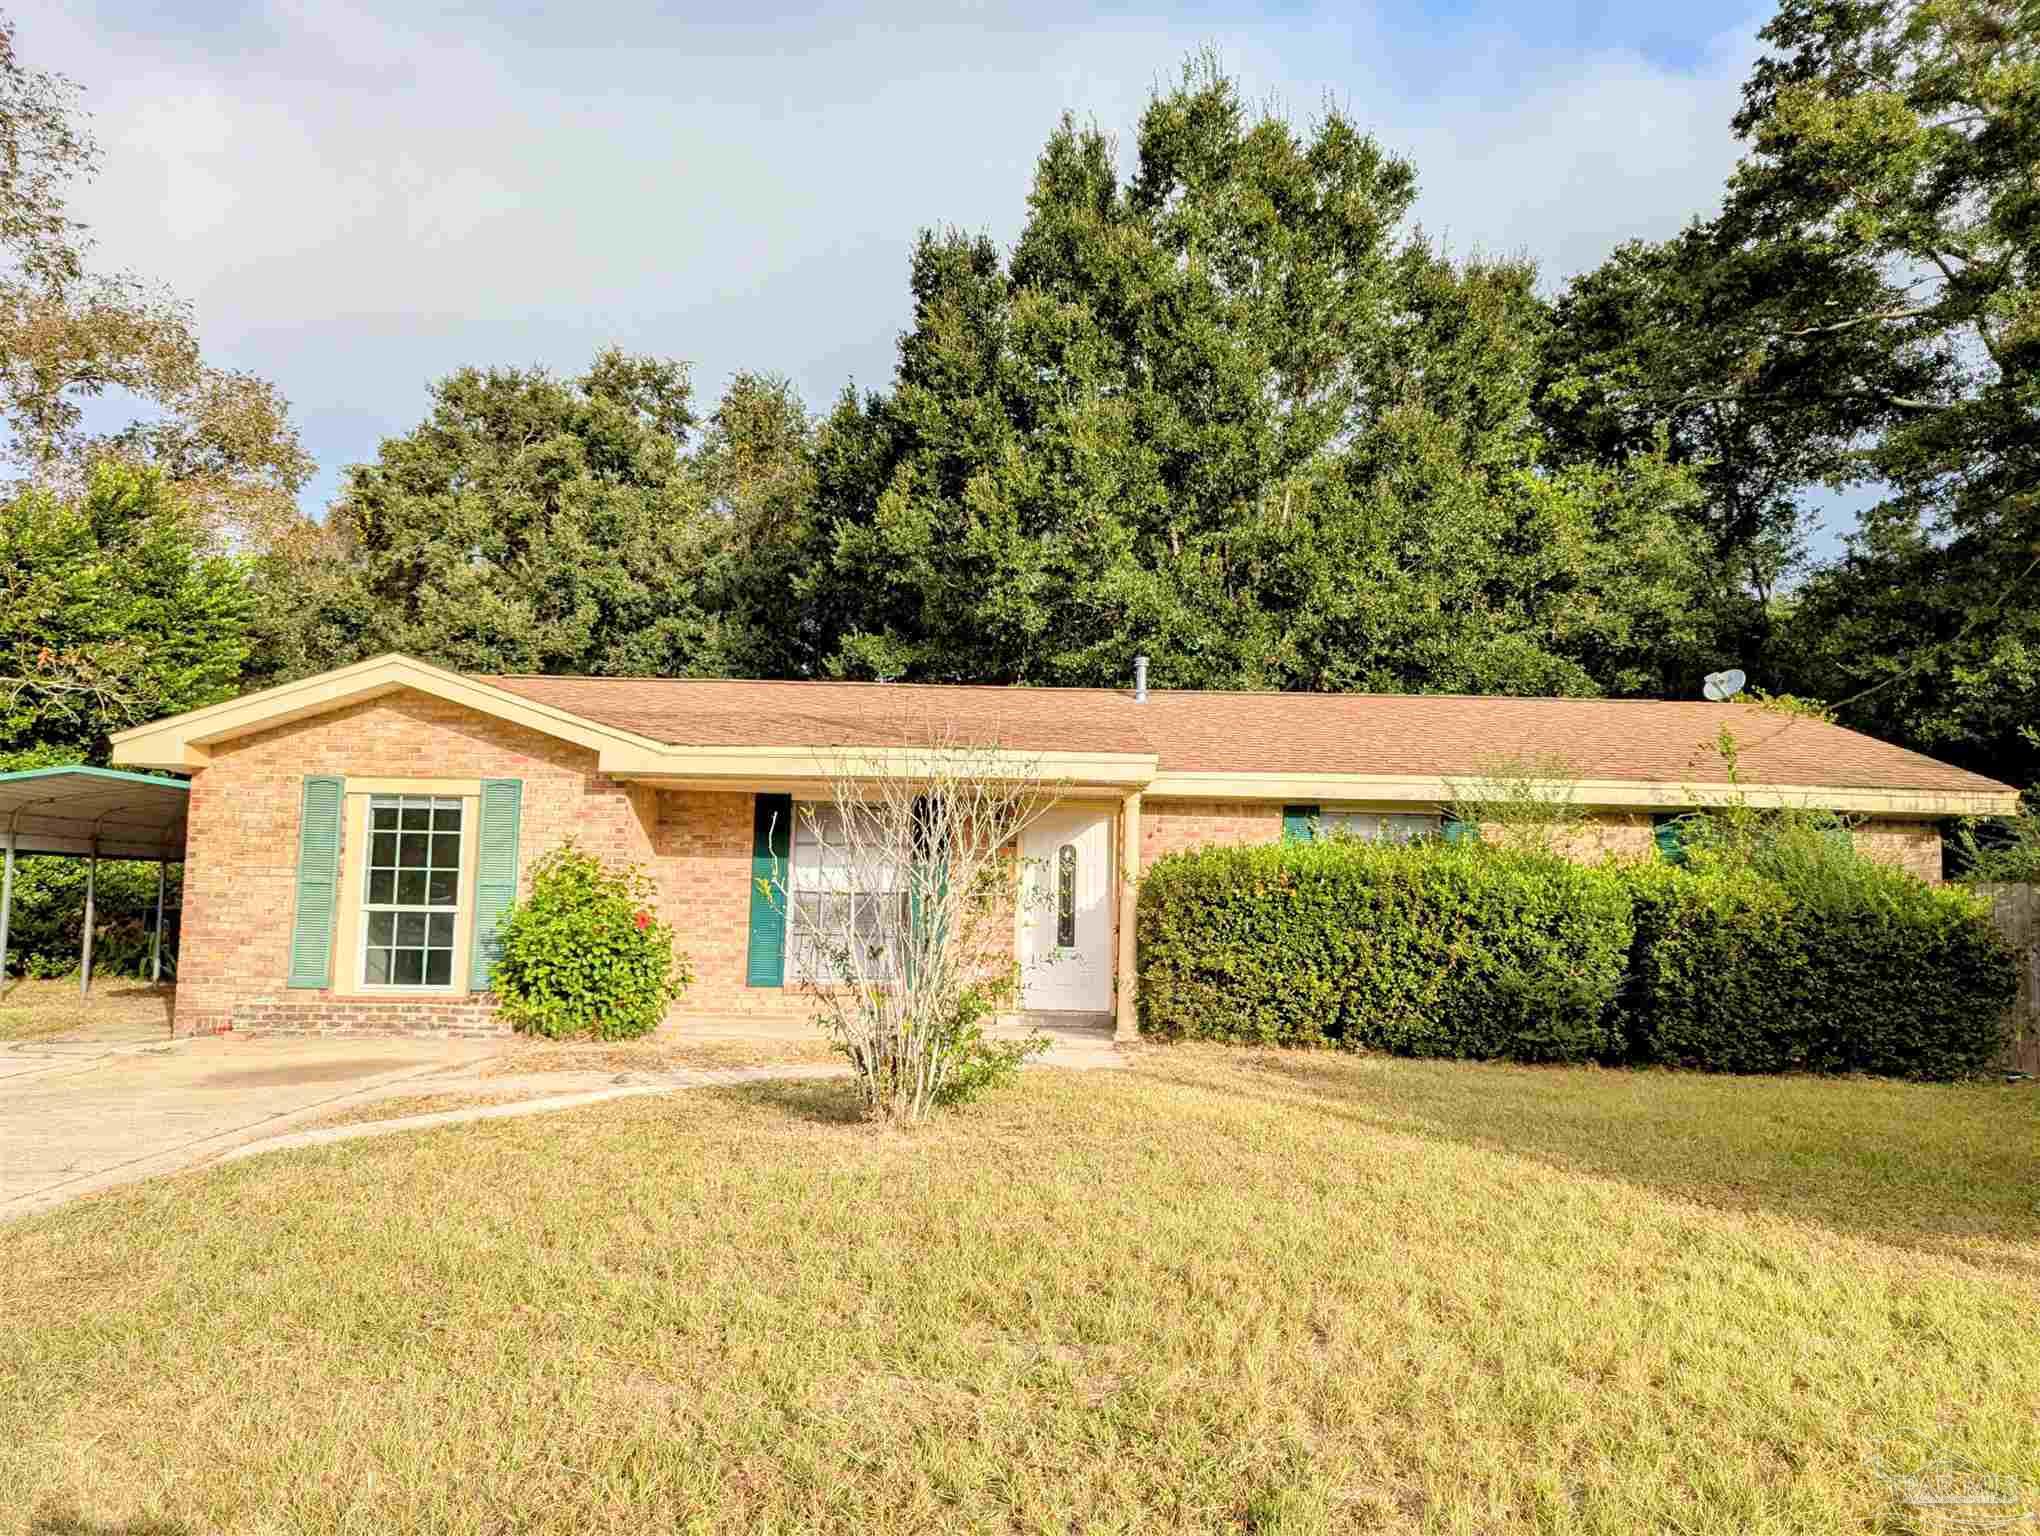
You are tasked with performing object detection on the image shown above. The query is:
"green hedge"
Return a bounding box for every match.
[1136,840,1633,1062]
[1617,859,2015,1079]
[1137,838,2017,1079]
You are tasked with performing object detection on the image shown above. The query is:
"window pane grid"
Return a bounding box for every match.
[788,802,910,984]
[363,795,462,988]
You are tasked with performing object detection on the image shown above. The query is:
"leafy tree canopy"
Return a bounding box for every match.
[798,56,1708,694]
[0,17,312,554]
[1726,0,2036,548]
[1750,0,2040,784]
[257,350,740,679]
[0,460,253,759]
[1546,0,2040,783]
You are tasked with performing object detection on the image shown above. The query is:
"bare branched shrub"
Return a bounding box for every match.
[769,730,1063,1123]
[1670,726,1863,889]
[1446,752,1587,857]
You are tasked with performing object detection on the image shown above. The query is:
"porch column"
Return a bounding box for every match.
[1114,789,1141,1042]
[0,829,15,999]
[79,840,97,997]
[150,858,167,983]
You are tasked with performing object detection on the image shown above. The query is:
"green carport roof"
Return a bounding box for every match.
[0,766,189,861]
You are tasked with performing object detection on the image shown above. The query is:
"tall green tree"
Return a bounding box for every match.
[1739,0,2040,782]
[1545,0,2038,779]
[1297,250,1710,696]
[692,372,827,678]
[1725,0,2037,548]
[0,15,312,552]
[0,461,252,760]
[808,57,1707,693]
[1537,231,1940,645]
[260,350,740,679]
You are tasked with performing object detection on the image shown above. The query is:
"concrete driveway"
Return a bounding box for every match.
[0,1033,502,1220]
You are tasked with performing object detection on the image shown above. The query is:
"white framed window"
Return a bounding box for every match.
[1320,810,1441,844]
[361,794,463,988]
[787,801,910,985]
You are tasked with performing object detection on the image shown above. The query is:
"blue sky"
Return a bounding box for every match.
[26,0,1822,532]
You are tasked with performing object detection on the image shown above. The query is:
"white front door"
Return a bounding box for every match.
[1018,808,1114,1013]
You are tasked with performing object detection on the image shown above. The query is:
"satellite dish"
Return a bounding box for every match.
[1703,668,1747,702]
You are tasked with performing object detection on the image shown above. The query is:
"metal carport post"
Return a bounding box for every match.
[0,767,190,1000]
[0,828,13,996]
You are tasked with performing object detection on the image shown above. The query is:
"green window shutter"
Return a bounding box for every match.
[1443,815,1478,845]
[1653,814,1689,866]
[469,778,524,991]
[1281,805,1320,844]
[287,775,345,988]
[747,793,793,987]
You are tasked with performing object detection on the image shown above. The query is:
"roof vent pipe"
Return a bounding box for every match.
[1133,655,1149,703]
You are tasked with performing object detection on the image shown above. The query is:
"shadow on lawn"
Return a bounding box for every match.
[1138,1048,2040,1275]
[31,1510,195,1536]
[727,1076,868,1127]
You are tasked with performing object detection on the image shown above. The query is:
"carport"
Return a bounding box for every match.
[0,766,189,996]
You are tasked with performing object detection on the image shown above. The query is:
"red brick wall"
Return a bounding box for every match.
[180,704,881,1036]
[1486,814,1658,862]
[1139,800,1284,871]
[176,690,658,1037]
[648,789,809,1026]
[1851,819,1943,881]
[1137,802,1943,879]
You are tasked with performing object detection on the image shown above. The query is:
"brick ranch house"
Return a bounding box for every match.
[108,654,2018,1041]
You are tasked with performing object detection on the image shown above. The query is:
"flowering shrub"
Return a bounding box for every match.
[491,843,690,1040]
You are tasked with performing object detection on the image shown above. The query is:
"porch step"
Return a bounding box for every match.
[994,1011,1117,1047]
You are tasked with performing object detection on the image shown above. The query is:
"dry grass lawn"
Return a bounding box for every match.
[0,978,173,1041]
[478,1035,843,1075]
[2,1047,2035,1534]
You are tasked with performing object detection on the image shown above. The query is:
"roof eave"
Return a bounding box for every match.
[107,656,1161,787]
[604,746,1159,791]
[1143,771,2018,817]
[106,659,2016,816]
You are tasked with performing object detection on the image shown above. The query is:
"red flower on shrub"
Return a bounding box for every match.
[634,910,651,931]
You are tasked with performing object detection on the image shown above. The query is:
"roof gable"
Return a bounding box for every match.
[107,655,672,772]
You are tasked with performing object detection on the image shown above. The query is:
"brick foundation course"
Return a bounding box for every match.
[228,997,511,1038]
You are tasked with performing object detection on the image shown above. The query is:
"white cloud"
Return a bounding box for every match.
[18,1,1768,509]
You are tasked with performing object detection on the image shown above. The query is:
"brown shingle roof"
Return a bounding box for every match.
[483,676,1155,756]
[1133,691,2008,793]
[481,676,2012,796]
